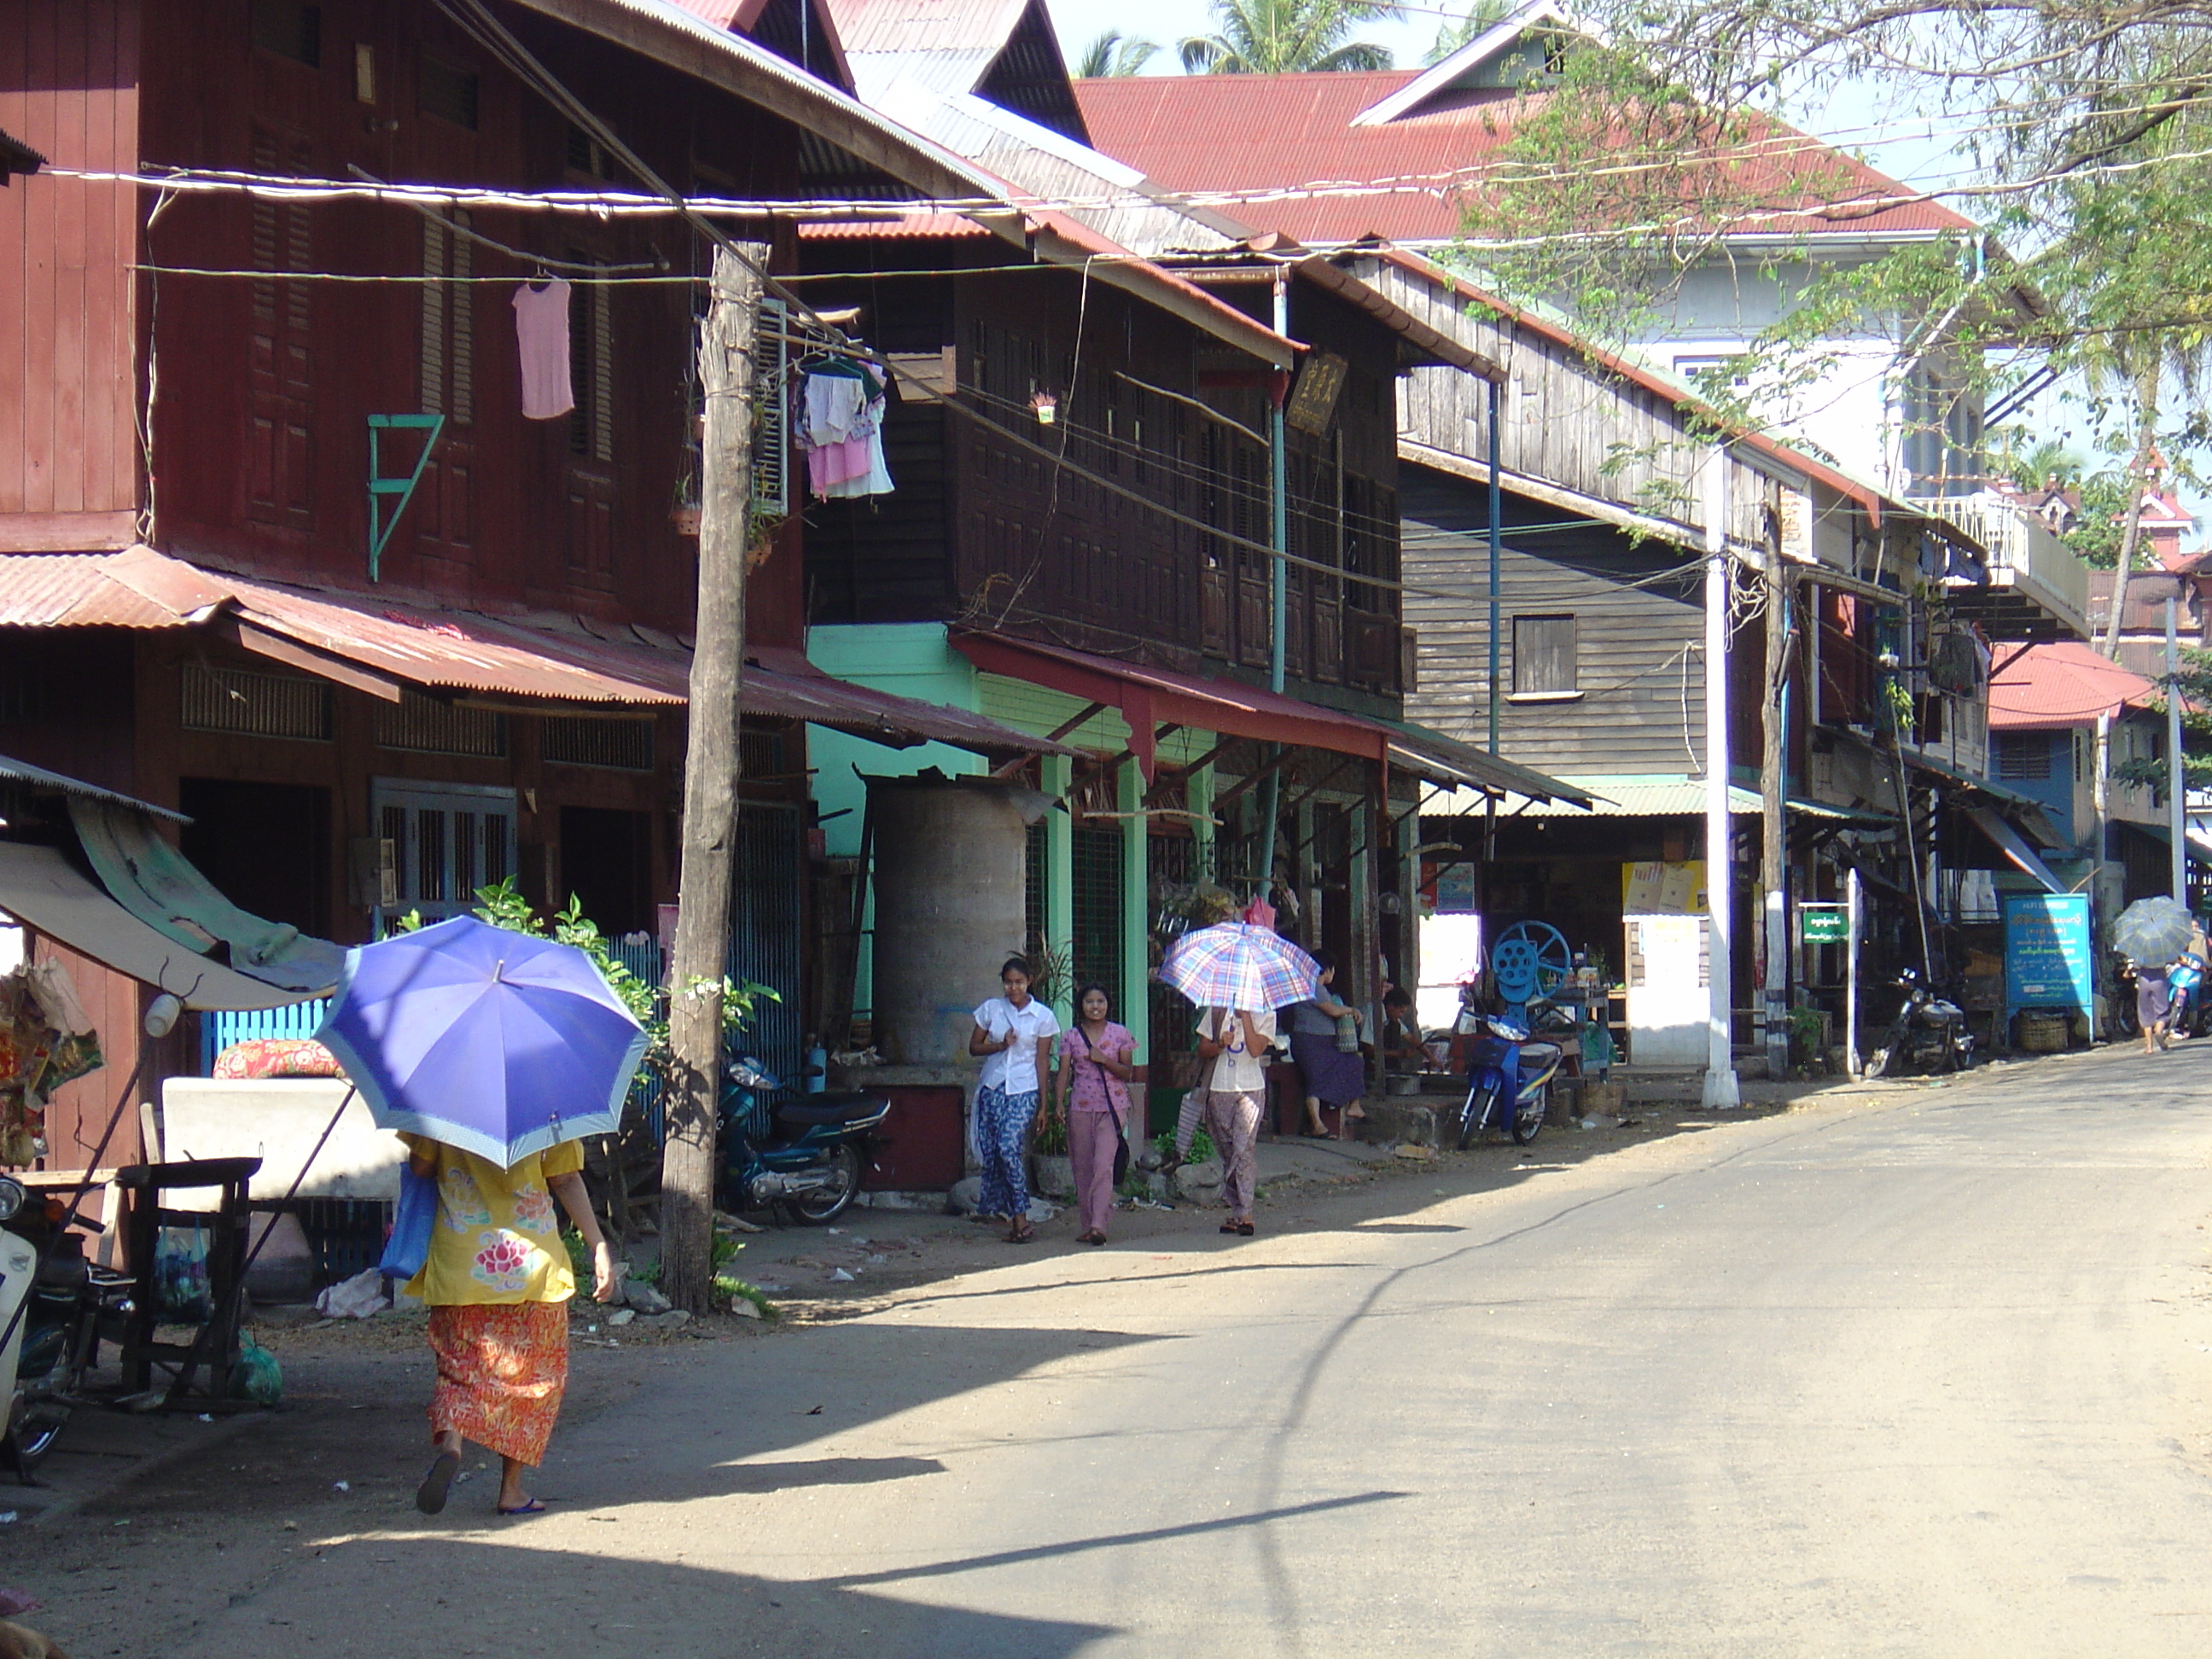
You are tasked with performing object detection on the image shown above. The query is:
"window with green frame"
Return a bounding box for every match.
[1070,826,1122,1000]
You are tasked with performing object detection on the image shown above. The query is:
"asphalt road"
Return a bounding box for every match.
[159,1045,2212,1657]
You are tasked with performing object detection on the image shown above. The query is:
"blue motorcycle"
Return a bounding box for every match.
[716,1053,889,1225]
[1453,1012,1567,1150]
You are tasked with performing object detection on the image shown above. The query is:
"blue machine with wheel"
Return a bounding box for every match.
[1487,920,1573,1025]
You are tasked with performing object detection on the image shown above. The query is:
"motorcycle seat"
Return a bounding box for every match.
[773,1091,889,1127]
[1518,1041,1564,1068]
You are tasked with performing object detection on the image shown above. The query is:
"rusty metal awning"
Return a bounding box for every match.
[0,547,1069,758]
[950,628,1586,800]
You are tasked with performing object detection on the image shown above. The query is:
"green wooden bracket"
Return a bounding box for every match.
[366,413,445,582]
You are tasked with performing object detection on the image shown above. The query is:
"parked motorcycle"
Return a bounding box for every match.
[1453,1007,1568,1149]
[716,1052,889,1225]
[1,1174,133,1478]
[1869,969,1974,1076]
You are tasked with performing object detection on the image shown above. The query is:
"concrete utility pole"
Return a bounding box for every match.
[663,244,766,1315]
[2169,595,2186,903]
[1703,450,1741,1109]
[1760,551,1790,1080]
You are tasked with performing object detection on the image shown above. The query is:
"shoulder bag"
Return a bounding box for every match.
[1072,1025,1132,1185]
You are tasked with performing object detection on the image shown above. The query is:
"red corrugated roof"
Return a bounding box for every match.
[0,549,1069,755]
[1074,73,1974,247]
[795,212,993,237]
[1988,641,2157,728]
[830,0,1027,57]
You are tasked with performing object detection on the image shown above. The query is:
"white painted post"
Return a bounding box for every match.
[1845,865,1862,1078]
[1703,450,1741,1109]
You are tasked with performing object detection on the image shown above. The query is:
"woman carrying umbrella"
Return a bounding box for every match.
[313,913,647,1519]
[1159,894,1318,1237]
[403,1136,616,1516]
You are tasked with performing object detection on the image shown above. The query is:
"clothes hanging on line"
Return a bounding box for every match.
[797,358,893,499]
[512,279,574,420]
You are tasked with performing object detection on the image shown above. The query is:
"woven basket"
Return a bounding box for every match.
[2016,1009,2069,1053]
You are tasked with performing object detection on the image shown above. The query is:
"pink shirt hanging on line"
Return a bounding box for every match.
[512,279,574,420]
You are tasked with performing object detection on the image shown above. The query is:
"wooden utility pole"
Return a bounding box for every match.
[662,244,766,1315]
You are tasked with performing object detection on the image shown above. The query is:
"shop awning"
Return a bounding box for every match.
[948,629,1588,801]
[0,754,186,824]
[1899,748,2070,847]
[2118,820,2212,869]
[1388,722,1592,806]
[744,647,1077,760]
[67,799,345,994]
[1964,806,2067,894]
[0,547,1067,758]
[0,841,311,1011]
[1455,775,1890,821]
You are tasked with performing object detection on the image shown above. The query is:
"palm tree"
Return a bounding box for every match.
[1076,28,1161,78]
[1423,0,1509,65]
[1178,0,1398,73]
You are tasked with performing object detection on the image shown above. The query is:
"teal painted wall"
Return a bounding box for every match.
[807,624,986,859]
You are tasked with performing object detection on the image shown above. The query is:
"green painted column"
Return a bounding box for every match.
[1119,755,1150,1065]
[1042,752,1074,1026]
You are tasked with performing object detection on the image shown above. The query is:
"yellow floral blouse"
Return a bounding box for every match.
[398,1135,585,1307]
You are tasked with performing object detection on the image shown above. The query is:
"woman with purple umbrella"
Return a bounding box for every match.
[315,914,643,1517]
[400,1134,615,1516]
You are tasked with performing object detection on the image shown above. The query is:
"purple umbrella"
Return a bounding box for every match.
[314,915,648,1167]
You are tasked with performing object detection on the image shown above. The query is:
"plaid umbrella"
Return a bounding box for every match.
[2113,896,2197,968]
[1158,922,1322,1010]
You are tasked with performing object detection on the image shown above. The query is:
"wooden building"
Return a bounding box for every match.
[0,0,1074,1169]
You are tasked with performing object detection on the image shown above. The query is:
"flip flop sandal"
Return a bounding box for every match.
[1220,1221,1244,1234]
[416,1450,460,1516]
[497,1498,550,1516]
[1004,1226,1035,1244]
[1235,1220,1255,1237]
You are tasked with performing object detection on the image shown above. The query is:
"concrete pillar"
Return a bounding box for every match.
[1119,756,1150,1065]
[1042,752,1074,1026]
[868,780,1028,1067]
[1350,776,1378,1013]
[1397,791,1422,1000]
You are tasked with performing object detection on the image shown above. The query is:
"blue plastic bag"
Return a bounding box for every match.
[378,1166,438,1281]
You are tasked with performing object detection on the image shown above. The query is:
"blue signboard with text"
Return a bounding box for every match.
[2003,893,2093,1016]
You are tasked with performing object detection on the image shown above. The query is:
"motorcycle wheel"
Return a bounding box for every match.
[1457,1082,1498,1151]
[6,1397,67,1479]
[1511,1083,1545,1146]
[787,1144,862,1226]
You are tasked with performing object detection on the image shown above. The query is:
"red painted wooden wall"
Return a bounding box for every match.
[0,0,143,550]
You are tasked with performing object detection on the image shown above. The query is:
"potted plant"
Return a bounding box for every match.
[1031,1108,1074,1200]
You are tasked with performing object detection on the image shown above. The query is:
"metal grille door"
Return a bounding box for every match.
[728,804,804,1091]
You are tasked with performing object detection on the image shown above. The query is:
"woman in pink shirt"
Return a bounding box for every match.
[1051,983,1136,1245]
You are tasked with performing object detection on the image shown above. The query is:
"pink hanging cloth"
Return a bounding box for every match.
[512,279,574,420]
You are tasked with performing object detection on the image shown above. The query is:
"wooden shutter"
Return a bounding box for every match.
[751,295,790,518]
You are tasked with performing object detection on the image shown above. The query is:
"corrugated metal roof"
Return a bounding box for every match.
[0,552,209,628]
[0,752,188,823]
[0,548,1071,754]
[1988,641,2158,728]
[952,630,1587,801]
[1074,73,1976,249]
[795,212,992,237]
[0,122,44,178]
[831,0,1027,60]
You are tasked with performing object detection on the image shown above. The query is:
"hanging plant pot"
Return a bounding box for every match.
[671,504,702,537]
